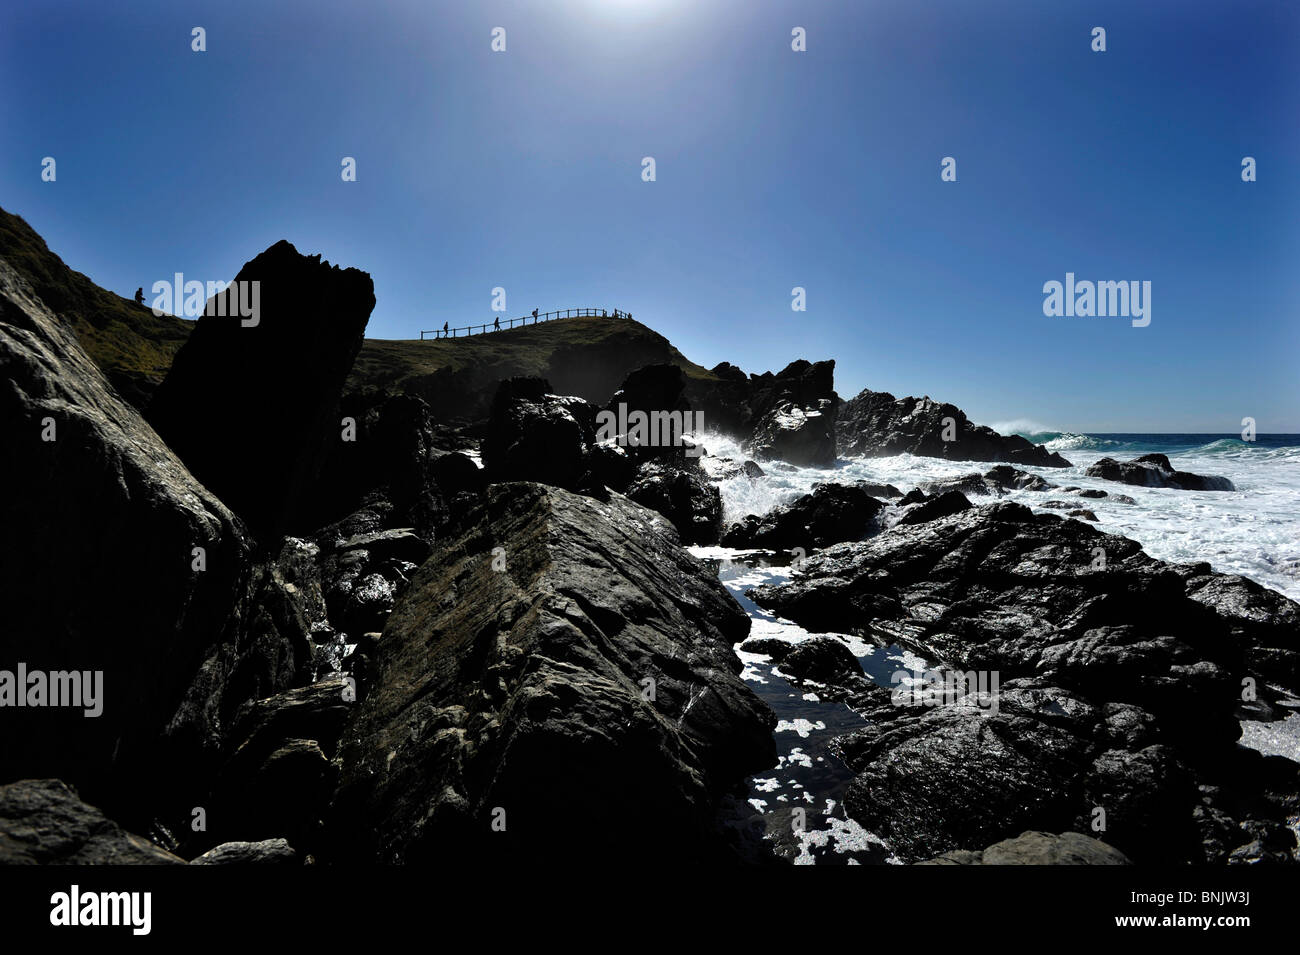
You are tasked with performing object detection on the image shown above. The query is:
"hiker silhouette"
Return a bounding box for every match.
[532,308,539,323]
[134,287,144,305]
[443,321,449,338]
[494,316,500,331]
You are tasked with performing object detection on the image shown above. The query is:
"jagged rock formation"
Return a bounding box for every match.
[0,779,183,865]
[331,484,775,863]
[147,240,376,540]
[482,375,722,543]
[749,502,1300,863]
[686,359,840,467]
[837,388,1070,467]
[624,460,723,545]
[482,376,601,490]
[1086,453,1235,491]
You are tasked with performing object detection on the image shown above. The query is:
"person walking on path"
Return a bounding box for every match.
[443,321,449,338]
[494,315,500,331]
[532,308,539,324]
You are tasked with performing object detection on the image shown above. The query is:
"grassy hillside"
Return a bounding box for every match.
[348,316,721,422]
[0,205,193,407]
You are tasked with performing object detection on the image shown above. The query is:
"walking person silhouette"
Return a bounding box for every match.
[443,321,449,338]
[494,315,500,331]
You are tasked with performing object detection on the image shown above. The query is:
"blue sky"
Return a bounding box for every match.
[3,0,1297,431]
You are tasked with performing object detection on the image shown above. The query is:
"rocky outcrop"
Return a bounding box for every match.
[481,376,601,491]
[918,830,1131,865]
[896,489,973,525]
[331,484,775,863]
[624,459,723,545]
[749,502,1300,863]
[918,466,1057,498]
[305,392,449,539]
[685,359,840,467]
[722,483,887,550]
[837,389,1070,467]
[745,361,838,466]
[1086,454,1235,491]
[147,240,376,540]
[0,779,183,865]
[0,259,253,819]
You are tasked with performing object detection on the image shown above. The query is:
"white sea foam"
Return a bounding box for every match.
[698,431,1300,602]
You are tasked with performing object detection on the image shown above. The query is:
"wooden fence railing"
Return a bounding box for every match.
[420,307,630,340]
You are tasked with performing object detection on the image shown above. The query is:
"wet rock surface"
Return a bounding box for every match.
[331,484,775,863]
[749,502,1300,863]
[1086,453,1236,491]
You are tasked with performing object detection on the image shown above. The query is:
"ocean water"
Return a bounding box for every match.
[692,432,1300,861]
[700,431,1300,602]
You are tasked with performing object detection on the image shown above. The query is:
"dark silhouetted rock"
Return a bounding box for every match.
[482,377,600,490]
[722,482,887,549]
[197,680,351,857]
[0,779,183,865]
[331,484,775,864]
[147,240,376,540]
[306,392,447,539]
[837,389,1071,467]
[1086,454,1235,491]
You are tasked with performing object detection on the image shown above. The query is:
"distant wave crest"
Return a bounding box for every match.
[1013,431,1119,452]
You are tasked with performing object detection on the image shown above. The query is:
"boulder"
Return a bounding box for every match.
[0,779,183,865]
[331,484,775,863]
[0,259,252,819]
[624,459,723,545]
[896,489,973,525]
[837,388,1071,467]
[1085,454,1235,491]
[147,240,376,540]
[481,377,600,491]
[918,831,1131,865]
[305,392,447,539]
[721,482,887,550]
[190,838,299,865]
[749,398,837,467]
